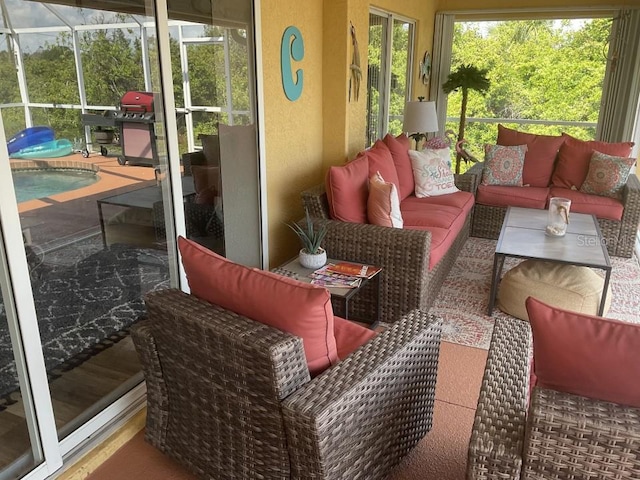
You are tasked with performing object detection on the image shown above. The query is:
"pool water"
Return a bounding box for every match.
[13,170,98,203]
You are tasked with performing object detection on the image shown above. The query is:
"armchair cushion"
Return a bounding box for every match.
[497,124,565,187]
[326,154,369,224]
[551,133,634,190]
[526,296,640,408]
[333,316,377,360]
[178,236,339,376]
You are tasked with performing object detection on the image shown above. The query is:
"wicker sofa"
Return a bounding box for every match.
[301,170,477,324]
[467,316,640,479]
[132,288,443,480]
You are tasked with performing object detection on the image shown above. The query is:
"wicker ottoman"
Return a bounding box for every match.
[497,259,612,321]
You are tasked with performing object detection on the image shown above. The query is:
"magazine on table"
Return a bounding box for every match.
[321,261,382,279]
[308,270,362,288]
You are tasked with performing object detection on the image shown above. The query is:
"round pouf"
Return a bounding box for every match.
[497,259,612,321]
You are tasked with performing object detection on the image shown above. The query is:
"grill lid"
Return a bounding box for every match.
[120,91,155,113]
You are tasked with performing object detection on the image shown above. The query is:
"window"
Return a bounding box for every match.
[366,10,414,146]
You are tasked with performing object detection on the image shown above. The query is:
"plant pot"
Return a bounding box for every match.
[299,248,327,269]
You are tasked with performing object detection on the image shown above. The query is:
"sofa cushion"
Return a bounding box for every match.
[476,185,549,209]
[551,134,634,190]
[481,144,527,186]
[383,133,414,200]
[178,236,339,376]
[325,154,369,224]
[409,149,459,197]
[580,150,637,199]
[526,296,640,408]
[367,140,400,195]
[402,191,475,216]
[368,172,403,228]
[334,316,377,360]
[400,203,462,230]
[549,187,624,221]
[497,124,565,187]
[192,165,219,205]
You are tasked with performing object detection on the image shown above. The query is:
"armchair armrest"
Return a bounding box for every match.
[315,218,431,323]
[283,310,442,480]
[467,317,531,480]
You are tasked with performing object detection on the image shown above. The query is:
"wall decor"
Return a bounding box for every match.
[281,26,304,101]
[420,51,431,85]
[349,22,361,102]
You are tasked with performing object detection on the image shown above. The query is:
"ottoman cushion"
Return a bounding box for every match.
[497,260,611,321]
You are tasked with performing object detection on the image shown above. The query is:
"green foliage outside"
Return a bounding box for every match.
[0,16,251,156]
[447,19,611,173]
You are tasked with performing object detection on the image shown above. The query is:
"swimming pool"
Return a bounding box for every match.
[13,169,98,203]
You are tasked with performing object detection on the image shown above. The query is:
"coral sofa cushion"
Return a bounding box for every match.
[178,236,339,376]
[476,185,549,209]
[551,134,634,190]
[402,191,475,215]
[367,140,400,194]
[383,133,414,200]
[580,150,637,199]
[481,144,527,186]
[526,297,640,408]
[497,124,565,187]
[368,172,403,228]
[549,187,624,221]
[325,154,369,223]
[407,212,467,270]
[334,316,377,360]
[401,203,462,229]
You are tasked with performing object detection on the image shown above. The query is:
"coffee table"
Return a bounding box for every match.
[487,206,612,316]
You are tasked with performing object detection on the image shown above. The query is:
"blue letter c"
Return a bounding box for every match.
[281,26,304,101]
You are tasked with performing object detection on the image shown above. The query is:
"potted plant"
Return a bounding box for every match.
[442,64,490,174]
[287,208,328,269]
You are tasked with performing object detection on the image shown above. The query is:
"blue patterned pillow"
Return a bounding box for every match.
[481,144,527,186]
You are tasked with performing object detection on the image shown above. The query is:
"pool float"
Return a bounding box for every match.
[7,126,54,154]
[10,139,74,159]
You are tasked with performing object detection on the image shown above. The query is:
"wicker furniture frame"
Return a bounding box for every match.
[462,162,640,258]
[132,288,443,480]
[468,317,640,480]
[300,174,478,324]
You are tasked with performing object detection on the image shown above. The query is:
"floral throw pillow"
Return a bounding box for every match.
[408,149,459,197]
[579,150,637,199]
[481,144,527,186]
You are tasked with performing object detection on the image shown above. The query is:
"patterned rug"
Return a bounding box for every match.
[434,237,640,350]
[0,243,169,399]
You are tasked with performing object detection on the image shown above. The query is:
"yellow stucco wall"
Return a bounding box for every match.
[263,0,439,266]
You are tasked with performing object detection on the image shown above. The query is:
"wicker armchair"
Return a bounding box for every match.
[467,317,640,479]
[300,174,478,324]
[462,162,640,258]
[132,288,443,480]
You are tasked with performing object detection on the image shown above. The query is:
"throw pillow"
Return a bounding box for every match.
[481,144,527,186]
[497,124,565,187]
[178,236,339,376]
[423,146,452,169]
[366,140,400,194]
[383,133,414,200]
[408,149,459,197]
[551,133,634,190]
[325,154,369,224]
[579,150,637,199]
[367,171,403,228]
[526,296,640,408]
[191,165,219,205]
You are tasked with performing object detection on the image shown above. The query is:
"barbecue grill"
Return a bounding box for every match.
[81,91,159,166]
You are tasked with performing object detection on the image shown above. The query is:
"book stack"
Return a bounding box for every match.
[309,262,382,288]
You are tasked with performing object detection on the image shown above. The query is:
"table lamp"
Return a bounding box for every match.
[402,97,439,149]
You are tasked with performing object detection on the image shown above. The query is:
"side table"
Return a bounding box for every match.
[272,258,382,328]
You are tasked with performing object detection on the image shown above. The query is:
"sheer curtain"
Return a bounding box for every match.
[597,9,640,144]
[429,13,455,137]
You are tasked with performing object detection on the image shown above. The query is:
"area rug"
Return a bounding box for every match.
[0,243,169,399]
[433,237,640,350]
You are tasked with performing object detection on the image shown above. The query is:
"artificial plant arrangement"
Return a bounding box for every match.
[442,64,491,174]
[287,207,328,268]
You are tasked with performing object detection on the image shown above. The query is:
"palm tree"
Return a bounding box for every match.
[442,64,490,174]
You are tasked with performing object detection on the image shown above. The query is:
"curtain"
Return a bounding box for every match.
[429,13,455,137]
[597,9,640,143]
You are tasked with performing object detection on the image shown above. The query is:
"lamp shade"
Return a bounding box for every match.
[402,101,438,134]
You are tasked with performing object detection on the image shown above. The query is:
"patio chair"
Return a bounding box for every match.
[132,288,442,480]
[467,316,640,479]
